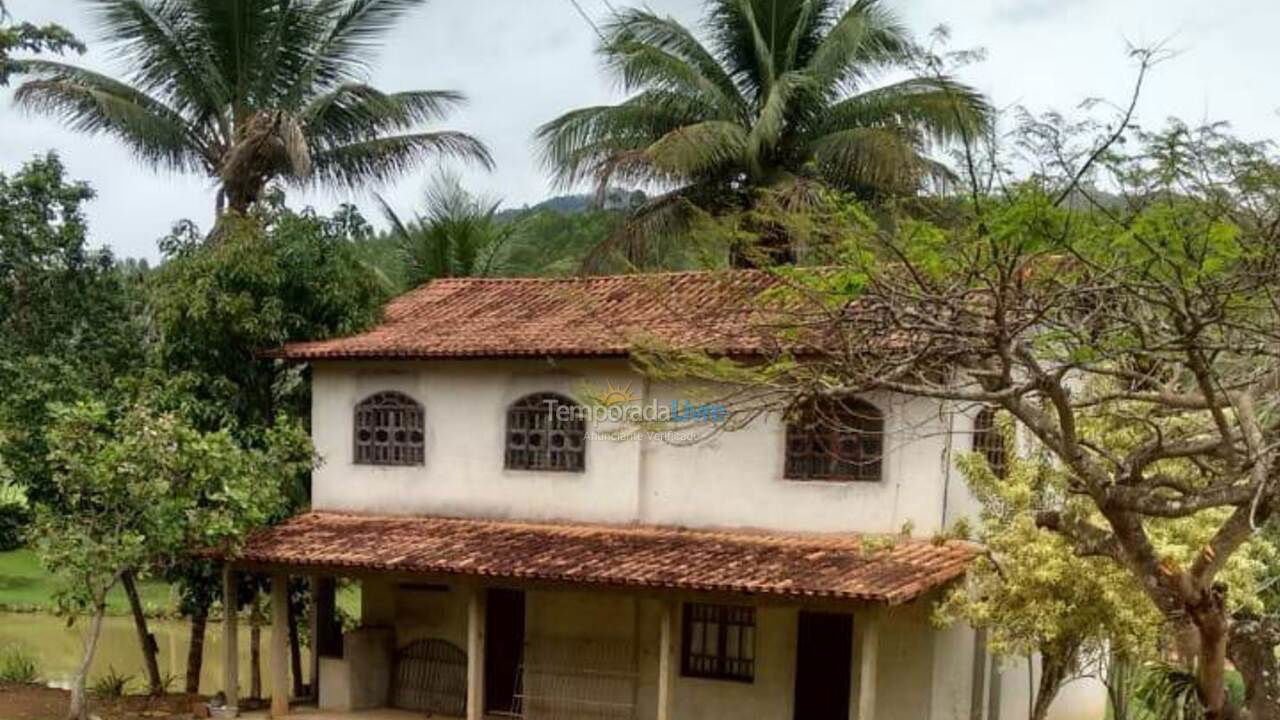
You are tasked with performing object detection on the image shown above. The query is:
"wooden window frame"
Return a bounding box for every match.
[784,397,884,482]
[973,407,1008,478]
[504,392,587,473]
[354,391,425,466]
[681,602,756,683]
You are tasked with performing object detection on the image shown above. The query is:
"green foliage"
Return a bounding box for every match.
[936,423,1163,672]
[151,201,391,434]
[1130,663,1244,720]
[0,154,146,506]
[538,0,992,261]
[377,174,517,288]
[30,398,309,615]
[0,468,29,552]
[0,1,83,86]
[13,0,488,213]
[0,645,38,683]
[89,667,134,698]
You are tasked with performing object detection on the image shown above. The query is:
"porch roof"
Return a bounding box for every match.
[231,512,978,605]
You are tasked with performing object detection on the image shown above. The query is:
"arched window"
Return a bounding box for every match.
[785,397,884,482]
[505,393,586,472]
[354,392,425,466]
[973,407,1007,478]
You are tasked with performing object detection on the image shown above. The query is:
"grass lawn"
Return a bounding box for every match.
[0,549,176,615]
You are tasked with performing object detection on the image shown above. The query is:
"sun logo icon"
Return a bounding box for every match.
[594,381,637,407]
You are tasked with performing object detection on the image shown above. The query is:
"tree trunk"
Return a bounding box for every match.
[1030,651,1075,720]
[1186,584,1238,720]
[250,594,263,700]
[185,601,210,694]
[67,603,107,720]
[122,570,164,696]
[1228,614,1280,720]
[287,593,304,698]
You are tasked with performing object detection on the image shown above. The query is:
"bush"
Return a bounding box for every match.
[90,666,133,697]
[0,480,29,551]
[0,646,39,683]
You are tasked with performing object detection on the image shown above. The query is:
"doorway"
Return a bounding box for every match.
[793,611,854,720]
[484,589,526,716]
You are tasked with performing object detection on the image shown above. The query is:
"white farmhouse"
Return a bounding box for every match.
[221,269,1102,720]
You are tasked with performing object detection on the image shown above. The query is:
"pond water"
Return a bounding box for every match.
[0,611,305,694]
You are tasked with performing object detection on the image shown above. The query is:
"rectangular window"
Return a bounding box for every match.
[681,603,755,683]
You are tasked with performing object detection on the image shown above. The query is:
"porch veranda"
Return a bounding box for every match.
[218,512,976,720]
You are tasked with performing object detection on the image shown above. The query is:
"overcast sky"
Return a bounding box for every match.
[1,0,1276,261]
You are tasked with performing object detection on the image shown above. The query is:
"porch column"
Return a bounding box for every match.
[853,610,880,720]
[271,573,291,717]
[657,599,678,720]
[309,576,338,701]
[221,565,240,716]
[466,587,486,720]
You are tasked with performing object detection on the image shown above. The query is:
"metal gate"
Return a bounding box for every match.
[392,639,468,716]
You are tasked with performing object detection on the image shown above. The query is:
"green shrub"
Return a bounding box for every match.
[0,480,29,552]
[0,646,39,683]
[90,666,133,697]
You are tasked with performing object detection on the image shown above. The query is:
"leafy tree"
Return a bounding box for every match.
[935,414,1279,720]
[537,0,991,265]
[0,154,145,506]
[634,122,1280,719]
[31,398,309,720]
[15,0,490,216]
[502,207,626,276]
[0,1,83,87]
[148,199,390,691]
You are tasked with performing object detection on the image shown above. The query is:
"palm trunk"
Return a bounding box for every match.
[67,602,107,720]
[250,593,263,700]
[287,594,304,698]
[122,570,164,696]
[185,601,210,694]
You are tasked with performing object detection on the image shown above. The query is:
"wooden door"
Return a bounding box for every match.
[484,588,526,715]
[793,611,854,720]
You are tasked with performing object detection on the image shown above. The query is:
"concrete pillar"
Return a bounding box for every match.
[657,599,678,720]
[309,576,338,701]
[221,565,239,716]
[466,588,486,720]
[970,629,989,720]
[271,574,290,717]
[854,611,881,720]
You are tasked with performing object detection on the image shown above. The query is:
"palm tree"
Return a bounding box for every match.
[537,0,991,265]
[15,0,491,216]
[377,173,515,288]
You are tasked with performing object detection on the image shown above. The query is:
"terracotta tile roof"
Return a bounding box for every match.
[233,512,978,605]
[274,270,790,360]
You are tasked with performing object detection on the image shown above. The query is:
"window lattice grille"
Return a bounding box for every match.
[504,393,586,472]
[973,407,1008,478]
[681,603,755,683]
[354,392,425,466]
[784,397,884,482]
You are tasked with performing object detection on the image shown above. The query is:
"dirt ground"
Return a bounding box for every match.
[0,683,201,720]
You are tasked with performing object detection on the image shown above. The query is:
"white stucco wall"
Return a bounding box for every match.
[315,359,1104,720]
[310,359,977,535]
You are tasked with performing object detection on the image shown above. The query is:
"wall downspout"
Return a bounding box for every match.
[940,401,958,531]
[636,375,653,523]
